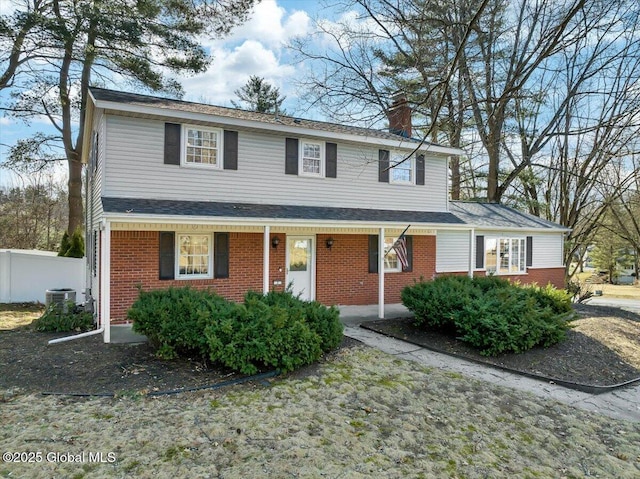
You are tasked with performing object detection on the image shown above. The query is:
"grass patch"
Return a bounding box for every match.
[0,302,45,330]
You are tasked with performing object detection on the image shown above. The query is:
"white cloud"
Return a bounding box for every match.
[181,0,309,108]
[222,0,310,49]
[182,40,295,106]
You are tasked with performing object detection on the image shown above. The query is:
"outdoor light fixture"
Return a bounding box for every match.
[272,236,280,249]
[326,237,334,250]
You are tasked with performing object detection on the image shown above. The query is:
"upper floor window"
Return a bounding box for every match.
[183,125,222,168]
[300,140,324,177]
[390,151,414,184]
[485,237,526,274]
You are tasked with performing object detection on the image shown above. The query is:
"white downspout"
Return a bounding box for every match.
[469,228,475,278]
[102,220,111,343]
[48,221,111,345]
[263,225,270,294]
[378,227,385,319]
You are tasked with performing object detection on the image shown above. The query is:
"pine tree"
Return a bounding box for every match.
[232,76,285,113]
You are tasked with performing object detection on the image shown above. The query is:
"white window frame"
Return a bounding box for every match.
[176,233,213,279]
[485,237,526,275]
[181,124,223,169]
[299,139,325,177]
[389,151,414,185]
[384,236,402,273]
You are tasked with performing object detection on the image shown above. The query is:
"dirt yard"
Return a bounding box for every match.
[1,302,640,477]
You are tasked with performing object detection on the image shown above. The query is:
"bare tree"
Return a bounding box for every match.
[2,0,257,235]
[0,172,67,250]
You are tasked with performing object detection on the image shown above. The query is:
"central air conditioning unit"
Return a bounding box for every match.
[45,288,76,313]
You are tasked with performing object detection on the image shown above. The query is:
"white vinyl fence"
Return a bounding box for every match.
[0,250,85,304]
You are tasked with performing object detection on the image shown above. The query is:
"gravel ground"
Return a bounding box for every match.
[2,345,639,479]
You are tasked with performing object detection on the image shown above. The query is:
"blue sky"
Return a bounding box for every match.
[0,0,341,185]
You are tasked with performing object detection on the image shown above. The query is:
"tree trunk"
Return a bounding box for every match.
[67,159,83,234]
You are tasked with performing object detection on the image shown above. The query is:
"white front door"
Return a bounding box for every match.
[286,236,314,301]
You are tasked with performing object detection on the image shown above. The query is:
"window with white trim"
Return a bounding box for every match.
[183,125,222,167]
[300,140,324,176]
[485,237,526,274]
[177,233,213,278]
[384,236,402,272]
[390,151,414,184]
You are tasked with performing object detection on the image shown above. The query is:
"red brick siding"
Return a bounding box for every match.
[107,231,442,323]
[109,231,263,322]
[316,234,436,305]
[445,268,566,289]
[478,267,566,289]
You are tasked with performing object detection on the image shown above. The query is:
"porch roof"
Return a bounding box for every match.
[101,197,465,226]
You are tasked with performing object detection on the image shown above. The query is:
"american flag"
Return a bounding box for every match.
[393,235,409,271]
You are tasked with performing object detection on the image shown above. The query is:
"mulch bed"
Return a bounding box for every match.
[0,327,359,397]
[362,303,640,391]
[2,303,639,396]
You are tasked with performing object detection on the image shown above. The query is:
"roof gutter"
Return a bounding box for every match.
[102,211,472,231]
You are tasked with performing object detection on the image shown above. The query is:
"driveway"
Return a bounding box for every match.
[586,297,640,314]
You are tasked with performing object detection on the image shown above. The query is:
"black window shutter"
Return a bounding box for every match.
[285,138,299,175]
[368,235,379,273]
[526,236,533,267]
[159,232,175,280]
[475,235,485,269]
[416,154,425,185]
[164,123,181,165]
[214,232,230,279]
[403,236,413,272]
[223,130,238,170]
[379,150,390,183]
[326,142,337,178]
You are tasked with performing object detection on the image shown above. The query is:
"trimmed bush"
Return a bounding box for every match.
[128,287,343,372]
[401,276,572,356]
[247,290,343,352]
[33,301,94,332]
[205,295,323,374]
[129,287,231,359]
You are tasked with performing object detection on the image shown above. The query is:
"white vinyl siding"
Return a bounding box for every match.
[532,233,564,268]
[436,230,470,272]
[103,115,449,212]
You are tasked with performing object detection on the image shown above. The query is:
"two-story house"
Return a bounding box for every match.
[82,88,568,342]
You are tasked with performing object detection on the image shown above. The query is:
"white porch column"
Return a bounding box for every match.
[263,225,270,294]
[378,227,385,319]
[469,228,475,278]
[101,220,111,343]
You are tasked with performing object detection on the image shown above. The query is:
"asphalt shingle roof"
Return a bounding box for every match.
[90,87,439,145]
[102,197,465,225]
[449,201,569,230]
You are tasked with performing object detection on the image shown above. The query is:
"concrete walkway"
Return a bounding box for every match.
[339,304,640,423]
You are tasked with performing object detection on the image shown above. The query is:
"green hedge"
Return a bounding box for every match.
[33,301,94,333]
[128,288,343,373]
[401,276,573,356]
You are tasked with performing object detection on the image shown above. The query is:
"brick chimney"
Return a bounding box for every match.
[387,93,412,138]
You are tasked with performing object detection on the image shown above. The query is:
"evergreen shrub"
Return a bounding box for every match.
[401,276,573,356]
[128,287,343,372]
[33,301,94,332]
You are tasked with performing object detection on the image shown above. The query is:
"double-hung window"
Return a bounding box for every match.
[390,151,414,184]
[177,233,212,279]
[485,237,526,274]
[300,140,324,177]
[383,236,402,272]
[183,125,222,168]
